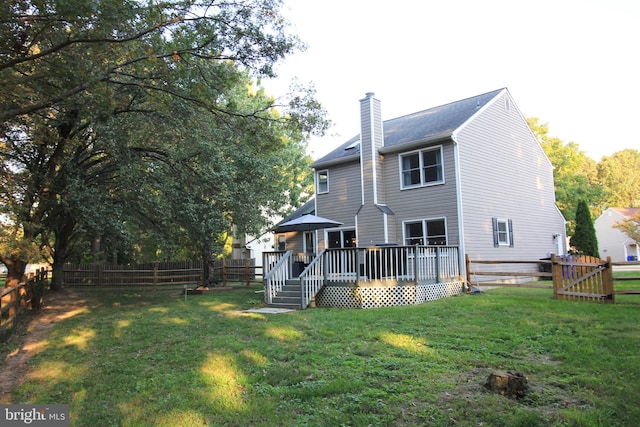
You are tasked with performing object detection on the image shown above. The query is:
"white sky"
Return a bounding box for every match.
[263,0,640,162]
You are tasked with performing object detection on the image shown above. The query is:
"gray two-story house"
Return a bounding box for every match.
[266,88,566,309]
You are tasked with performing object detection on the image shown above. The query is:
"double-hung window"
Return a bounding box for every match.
[400,146,444,189]
[492,218,514,247]
[316,170,329,194]
[404,218,447,246]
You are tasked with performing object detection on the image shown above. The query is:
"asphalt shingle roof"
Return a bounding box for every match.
[273,198,315,230]
[312,88,505,168]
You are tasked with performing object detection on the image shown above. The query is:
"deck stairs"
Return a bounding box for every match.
[268,279,303,309]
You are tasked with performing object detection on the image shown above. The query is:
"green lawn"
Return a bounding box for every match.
[4,284,640,426]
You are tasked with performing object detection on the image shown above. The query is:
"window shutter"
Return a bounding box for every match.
[492,218,499,247]
[508,219,514,247]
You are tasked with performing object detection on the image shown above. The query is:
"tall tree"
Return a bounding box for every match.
[570,200,599,257]
[527,118,603,232]
[597,149,640,208]
[0,0,327,288]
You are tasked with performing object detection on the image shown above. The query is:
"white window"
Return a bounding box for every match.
[316,170,329,194]
[403,218,447,246]
[400,146,443,189]
[492,218,513,247]
[277,235,286,251]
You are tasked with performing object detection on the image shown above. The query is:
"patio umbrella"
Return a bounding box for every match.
[273,214,343,233]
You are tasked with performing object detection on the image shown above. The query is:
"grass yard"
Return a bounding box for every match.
[2,283,640,426]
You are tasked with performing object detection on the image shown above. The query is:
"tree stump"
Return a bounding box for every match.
[483,371,528,398]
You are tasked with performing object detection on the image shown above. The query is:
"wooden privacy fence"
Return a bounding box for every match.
[63,259,259,288]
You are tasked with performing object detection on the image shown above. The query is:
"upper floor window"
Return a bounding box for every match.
[492,218,514,247]
[316,170,329,194]
[403,218,447,246]
[400,146,444,189]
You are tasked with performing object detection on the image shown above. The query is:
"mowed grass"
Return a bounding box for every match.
[4,282,640,427]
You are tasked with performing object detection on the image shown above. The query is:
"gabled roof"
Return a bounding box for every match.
[312,88,506,168]
[610,207,640,219]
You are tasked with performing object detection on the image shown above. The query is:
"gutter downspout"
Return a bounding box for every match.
[451,133,467,286]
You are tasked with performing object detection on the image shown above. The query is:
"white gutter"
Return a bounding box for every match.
[450,133,467,280]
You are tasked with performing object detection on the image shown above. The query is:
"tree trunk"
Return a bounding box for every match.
[3,258,27,288]
[50,232,69,291]
[50,260,65,291]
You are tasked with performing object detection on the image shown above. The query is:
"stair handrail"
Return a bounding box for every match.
[299,249,327,308]
[263,250,293,305]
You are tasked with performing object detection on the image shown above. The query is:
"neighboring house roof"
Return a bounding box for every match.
[312,88,505,168]
[609,207,640,219]
[273,198,315,230]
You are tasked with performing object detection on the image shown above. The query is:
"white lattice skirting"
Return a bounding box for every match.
[315,281,465,309]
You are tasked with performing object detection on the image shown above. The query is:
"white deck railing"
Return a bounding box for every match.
[321,246,461,283]
[264,246,461,306]
[299,249,327,308]
[262,250,292,304]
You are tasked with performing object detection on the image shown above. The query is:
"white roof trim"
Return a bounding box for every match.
[451,88,507,141]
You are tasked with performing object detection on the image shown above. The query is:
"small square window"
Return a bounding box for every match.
[317,170,329,194]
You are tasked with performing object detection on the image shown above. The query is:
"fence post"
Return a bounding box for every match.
[551,253,560,299]
[604,256,615,303]
[153,265,158,288]
[245,261,250,287]
[8,286,17,324]
[223,261,227,286]
[465,254,471,292]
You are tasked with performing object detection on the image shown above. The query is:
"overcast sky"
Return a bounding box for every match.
[263,0,640,162]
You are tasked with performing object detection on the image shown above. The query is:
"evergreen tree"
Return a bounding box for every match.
[570,200,599,257]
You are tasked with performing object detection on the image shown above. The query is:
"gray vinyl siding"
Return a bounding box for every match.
[315,159,362,249]
[356,204,387,246]
[381,142,460,246]
[456,91,566,262]
[360,95,384,206]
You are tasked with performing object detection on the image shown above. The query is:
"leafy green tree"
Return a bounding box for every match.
[613,211,640,244]
[570,200,599,257]
[527,118,604,232]
[597,149,640,208]
[0,0,327,288]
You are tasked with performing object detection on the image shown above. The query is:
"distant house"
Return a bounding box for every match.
[277,88,566,265]
[595,208,640,262]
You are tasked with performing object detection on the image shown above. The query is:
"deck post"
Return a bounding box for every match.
[435,247,441,284]
[323,251,329,283]
[413,245,419,285]
[354,249,359,287]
